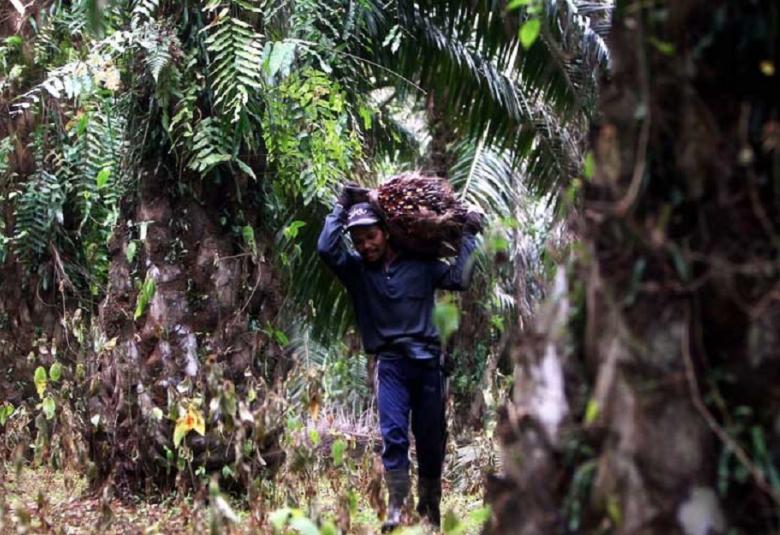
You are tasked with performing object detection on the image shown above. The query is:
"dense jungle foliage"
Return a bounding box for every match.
[1,0,778,534]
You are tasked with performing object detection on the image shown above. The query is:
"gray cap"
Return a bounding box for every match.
[346,202,380,229]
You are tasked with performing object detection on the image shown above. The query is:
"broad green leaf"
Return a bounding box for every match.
[433,300,460,345]
[265,41,296,80]
[283,220,306,241]
[0,403,14,425]
[331,438,347,467]
[34,366,47,398]
[308,429,320,447]
[519,18,541,49]
[42,396,56,420]
[49,362,62,382]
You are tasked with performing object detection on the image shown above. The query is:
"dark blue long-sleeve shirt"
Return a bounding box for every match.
[317,204,477,357]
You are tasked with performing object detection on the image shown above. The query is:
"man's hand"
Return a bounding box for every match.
[337,183,370,209]
[463,211,485,235]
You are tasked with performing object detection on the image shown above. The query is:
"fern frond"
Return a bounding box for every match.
[204,10,265,123]
[12,171,65,265]
[187,117,233,175]
[131,0,160,28]
[137,22,178,83]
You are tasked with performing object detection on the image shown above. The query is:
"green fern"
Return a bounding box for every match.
[203,5,265,123]
[137,22,177,83]
[132,0,160,27]
[187,117,233,175]
[12,171,66,265]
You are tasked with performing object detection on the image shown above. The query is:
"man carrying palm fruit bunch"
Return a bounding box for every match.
[317,176,483,532]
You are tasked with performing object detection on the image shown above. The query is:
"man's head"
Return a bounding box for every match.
[346,203,388,263]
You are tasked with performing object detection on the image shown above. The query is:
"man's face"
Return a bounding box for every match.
[350,224,387,263]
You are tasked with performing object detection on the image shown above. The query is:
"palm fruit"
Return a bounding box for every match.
[372,172,468,257]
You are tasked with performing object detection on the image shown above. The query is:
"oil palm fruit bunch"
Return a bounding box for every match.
[372,172,468,257]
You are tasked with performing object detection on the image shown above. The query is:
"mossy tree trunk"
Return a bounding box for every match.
[487,1,780,533]
[87,163,289,492]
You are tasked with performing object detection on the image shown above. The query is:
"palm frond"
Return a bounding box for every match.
[352,0,610,197]
[449,138,519,218]
[273,203,356,344]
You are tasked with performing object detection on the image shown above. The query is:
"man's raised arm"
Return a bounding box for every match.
[433,231,479,291]
[317,203,354,277]
[433,212,484,291]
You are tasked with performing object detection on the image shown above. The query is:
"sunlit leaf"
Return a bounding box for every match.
[308,429,320,447]
[134,275,156,320]
[506,0,532,9]
[126,241,137,263]
[96,168,111,189]
[269,507,294,529]
[283,220,306,241]
[433,299,460,345]
[331,438,347,467]
[173,404,206,448]
[584,399,600,425]
[443,509,462,534]
[34,366,47,398]
[520,18,541,50]
[242,225,257,256]
[0,403,15,425]
[49,362,62,382]
[289,517,319,535]
[42,396,56,420]
[469,505,492,525]
[583,151,595,180]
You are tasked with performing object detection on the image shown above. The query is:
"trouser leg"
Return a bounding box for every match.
[410,360,446,479]
[410,359,446,527]
[377,358,411,473]
[377,358,411,532]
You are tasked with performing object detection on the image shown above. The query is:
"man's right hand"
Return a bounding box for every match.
[338,183,370,209]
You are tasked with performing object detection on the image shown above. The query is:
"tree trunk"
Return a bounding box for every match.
[487,1,780,533]
[88,166,287,492]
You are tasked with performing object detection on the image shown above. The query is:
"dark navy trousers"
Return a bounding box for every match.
[376,356,447,478]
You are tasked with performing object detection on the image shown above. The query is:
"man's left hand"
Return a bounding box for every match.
[463,211,485,235]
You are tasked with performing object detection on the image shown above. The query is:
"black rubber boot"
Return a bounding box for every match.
[416,476,442,528]
[381,468,410,533]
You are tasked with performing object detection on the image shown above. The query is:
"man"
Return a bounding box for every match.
[317,184,482,531]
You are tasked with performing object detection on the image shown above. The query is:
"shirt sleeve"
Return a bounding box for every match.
[432,232,478,291]
[317,204,358,282]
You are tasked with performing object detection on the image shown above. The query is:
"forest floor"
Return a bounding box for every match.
[0,435,493,534]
